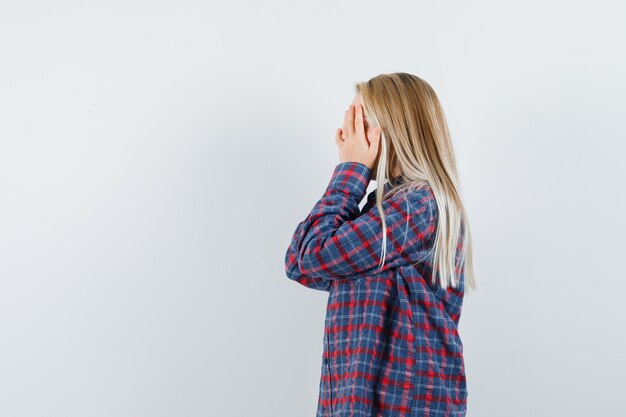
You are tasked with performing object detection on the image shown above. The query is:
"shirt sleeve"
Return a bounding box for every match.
[284,220,333,291]
[284,161,436,283]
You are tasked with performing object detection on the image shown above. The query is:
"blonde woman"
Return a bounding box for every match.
[285,72,477,417]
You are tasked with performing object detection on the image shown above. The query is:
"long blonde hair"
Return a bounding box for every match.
[356,72,478,292]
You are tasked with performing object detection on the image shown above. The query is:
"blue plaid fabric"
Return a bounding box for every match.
[285,161,467,417]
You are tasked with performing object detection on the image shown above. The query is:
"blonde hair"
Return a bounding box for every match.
[356,72,478,292]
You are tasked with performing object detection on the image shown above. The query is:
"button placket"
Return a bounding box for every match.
[324,333,333,415]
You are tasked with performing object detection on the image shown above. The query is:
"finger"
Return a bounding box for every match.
[335,128,344,146]
[355,105,366,141]
[346,105,355,137]
[343,110,349,139]
[370,127,382,157]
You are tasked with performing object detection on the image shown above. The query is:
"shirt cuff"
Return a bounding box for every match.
[326,161,372,197]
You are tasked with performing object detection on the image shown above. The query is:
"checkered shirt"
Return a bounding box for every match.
[285,161,468,417]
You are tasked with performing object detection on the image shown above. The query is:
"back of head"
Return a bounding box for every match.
[356,72,477,292]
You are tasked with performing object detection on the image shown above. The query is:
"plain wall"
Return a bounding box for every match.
[1,1,625,416]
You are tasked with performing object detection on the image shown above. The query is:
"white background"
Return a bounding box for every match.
[1,1,625,416]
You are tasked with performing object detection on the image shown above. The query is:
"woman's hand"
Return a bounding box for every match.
[335,104,382,171]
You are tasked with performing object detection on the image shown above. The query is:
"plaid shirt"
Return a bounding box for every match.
[285,161,468,417]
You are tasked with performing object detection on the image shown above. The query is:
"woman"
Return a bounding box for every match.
[285,72,477,417]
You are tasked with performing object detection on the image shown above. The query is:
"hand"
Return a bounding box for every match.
[335,104,382,171]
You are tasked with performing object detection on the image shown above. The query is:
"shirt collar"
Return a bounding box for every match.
[386,175,403,189]
[367,176,403,201]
